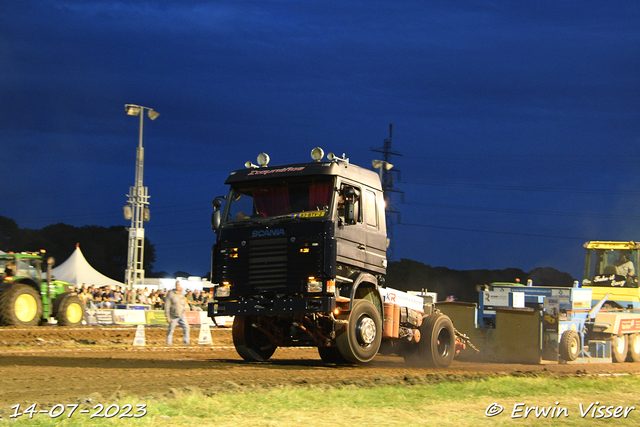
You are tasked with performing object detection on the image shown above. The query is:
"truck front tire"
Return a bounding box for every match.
[0,284,43,326]
[318,347,350,364]
[336,299,382,363]
[232,315,277,362]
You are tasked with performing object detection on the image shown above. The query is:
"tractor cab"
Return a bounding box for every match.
[582,241,639,288]
[582,241,640,309]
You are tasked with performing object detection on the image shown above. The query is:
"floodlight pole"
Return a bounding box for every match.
[124,104,158,303]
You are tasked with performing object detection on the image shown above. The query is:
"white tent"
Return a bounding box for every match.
[51,244,125,288]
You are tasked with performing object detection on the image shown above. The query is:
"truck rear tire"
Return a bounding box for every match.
[232,315,277,362]
[559,330,580,361]
[0,284,43,326]
[626,333,640,362]
[336,300,382,363]
[611,334,628,363]
[54,294,85,326]
[407,313,455,368]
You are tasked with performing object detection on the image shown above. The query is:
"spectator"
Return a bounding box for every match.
[165,281,190,346]
[101,286,117,309]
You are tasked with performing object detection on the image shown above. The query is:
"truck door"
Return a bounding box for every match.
[363,188,387,274]
[335,183,366,268]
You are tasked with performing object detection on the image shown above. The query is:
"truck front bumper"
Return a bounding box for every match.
[208,296,335,317]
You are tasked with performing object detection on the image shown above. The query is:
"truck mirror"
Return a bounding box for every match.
[212,197,224,232]
[211,210,221,232]
[343,187,356,225]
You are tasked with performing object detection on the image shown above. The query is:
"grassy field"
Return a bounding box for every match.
[8,374,640,426]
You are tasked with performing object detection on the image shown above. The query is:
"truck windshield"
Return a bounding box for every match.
[224,178,335,223]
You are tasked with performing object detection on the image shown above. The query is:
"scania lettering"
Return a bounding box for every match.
[251,229,285,237]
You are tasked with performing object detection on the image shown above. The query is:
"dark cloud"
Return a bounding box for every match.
[1,0,639,278]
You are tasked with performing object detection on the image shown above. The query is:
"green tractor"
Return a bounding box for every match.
[0,251,85,326]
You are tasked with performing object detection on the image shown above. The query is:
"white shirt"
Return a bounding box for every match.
[617,260,635,276]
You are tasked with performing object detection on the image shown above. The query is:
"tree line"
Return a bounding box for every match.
[385,258,575,302]
[1,215,575,302]
[0,215,157,281]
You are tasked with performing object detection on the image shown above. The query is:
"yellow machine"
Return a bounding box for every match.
[581,241,640,309]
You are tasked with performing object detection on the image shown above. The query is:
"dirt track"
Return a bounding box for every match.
[1,325,640,413]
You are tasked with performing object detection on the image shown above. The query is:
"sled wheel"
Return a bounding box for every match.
[559,330,580,361]
[626,333,640,363]
[0,284,43,326]
[336,300,382,363]
[611,334,628,363]
[232,315,277,362]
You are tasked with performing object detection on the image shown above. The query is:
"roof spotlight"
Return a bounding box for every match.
[311,147,324,161]
[257,153,270,167]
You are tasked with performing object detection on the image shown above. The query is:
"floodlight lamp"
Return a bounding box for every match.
[257,152,270,167]
[384,162,394,171]
[125,104,141,116]
[147,109,160,120]
[372,160,382,169]
[311,147,324,161]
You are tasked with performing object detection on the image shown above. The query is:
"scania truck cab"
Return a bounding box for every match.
[209,148,456,367]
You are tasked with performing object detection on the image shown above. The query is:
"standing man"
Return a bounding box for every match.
[165,281,190,346]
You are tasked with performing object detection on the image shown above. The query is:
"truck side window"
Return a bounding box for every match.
[364,190,377,228]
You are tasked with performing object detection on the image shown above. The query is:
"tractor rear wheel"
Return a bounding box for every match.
[55,294,85,326]
[232,315,277,362]
[0,284,43,326]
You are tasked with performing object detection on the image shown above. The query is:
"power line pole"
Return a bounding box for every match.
[372,124,403,261]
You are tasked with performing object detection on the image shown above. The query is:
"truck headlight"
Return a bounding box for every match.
[307,277,322,293]
[216,282,232,297]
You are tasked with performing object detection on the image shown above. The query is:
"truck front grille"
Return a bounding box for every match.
[247,237,288,287]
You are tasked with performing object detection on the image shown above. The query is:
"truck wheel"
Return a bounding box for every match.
[318,347,350,364]
[611,334,628,363]
[336,300,382,363]
[0,284,43,326]
[626,334,640,362]
[55,294,85,326]
[559,330,580,361]
[232,315,277,362]
[408,313,455,368]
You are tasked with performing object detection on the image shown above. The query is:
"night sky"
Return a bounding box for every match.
[2,1,639,281]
